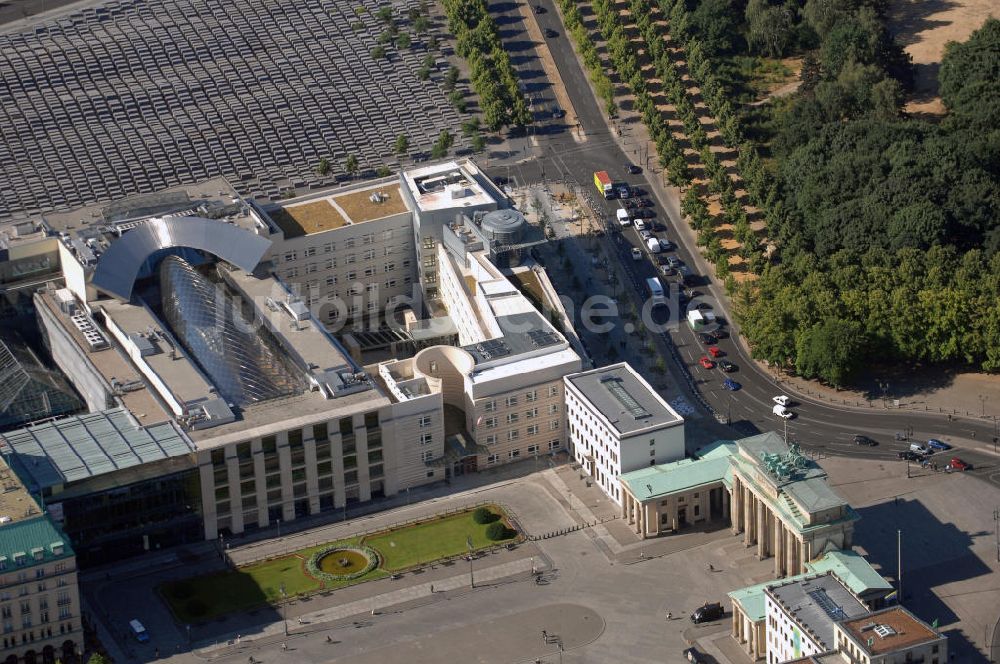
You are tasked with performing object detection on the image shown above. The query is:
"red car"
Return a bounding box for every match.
[708,346,723,358]
[699,356,715,369]
[948,457,972,471]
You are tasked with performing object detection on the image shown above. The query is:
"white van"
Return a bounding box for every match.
[634,219,647,231]
[646,237,662,253]
[129,619,149,643]
[772,404,793,419]
[616,208,630,226]
[909,442,930,455]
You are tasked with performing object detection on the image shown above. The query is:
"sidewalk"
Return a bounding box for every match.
[194,557,542,659]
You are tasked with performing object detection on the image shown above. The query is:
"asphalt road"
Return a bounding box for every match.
[486,0,1000,487]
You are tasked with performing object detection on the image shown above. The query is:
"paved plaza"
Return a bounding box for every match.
[0,0,468,220]
[79,446,1000,664]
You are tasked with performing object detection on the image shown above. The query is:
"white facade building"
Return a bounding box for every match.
[764,573,870,664]
[565,363,685,504]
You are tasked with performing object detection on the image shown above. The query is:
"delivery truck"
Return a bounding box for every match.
[594,171,614,199]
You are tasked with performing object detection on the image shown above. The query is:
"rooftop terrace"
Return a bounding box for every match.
[840,607,941,656]
[267,183,410,238]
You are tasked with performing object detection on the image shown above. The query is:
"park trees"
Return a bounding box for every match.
[441,0,530,130]
[939,18,1000,132]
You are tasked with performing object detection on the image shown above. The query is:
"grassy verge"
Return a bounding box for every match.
[159,506,515,623]
[364,507,516,571]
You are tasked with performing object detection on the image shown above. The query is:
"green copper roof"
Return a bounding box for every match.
[728,551,890,622]
[805,550,892,596]
[621,442,736,499]
[0,515,74,570]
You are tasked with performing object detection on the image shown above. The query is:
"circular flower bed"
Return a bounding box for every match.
[307,545,379,583]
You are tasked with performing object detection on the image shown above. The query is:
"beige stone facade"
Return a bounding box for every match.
[196,396,444,539]
[0,462,82,664]
[621,484,730,538]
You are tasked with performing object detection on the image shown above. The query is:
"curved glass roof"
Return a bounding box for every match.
[158,256,305,406]
[91,216,271,300]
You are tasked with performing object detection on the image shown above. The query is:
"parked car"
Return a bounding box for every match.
[927,438,952,451]
[773,404,794,419]
[909,442,931,455]
[708,346,723,358]
[719,359,736,372]
[630,247,642,260]
[699,356,715,369]
[660,265,674,277]
[657,239,675,251]
[691,602,725,624]
[773,395,791,407]
[698,333,715,345]
[625,162,642,174]
[129,619,150,643]
[544,28,559,38]
[667,256,683,268]
[638,198,654,208]
[948,457,972,471]
[683,646,706,663]
[639,230,653,240]
[853,435,877,447]
[723,378,741,391]
[897,450,923,461]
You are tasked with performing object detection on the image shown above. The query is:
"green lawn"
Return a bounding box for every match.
[364,507,515,571]
[161,556,318,623]
[159,507,515,623]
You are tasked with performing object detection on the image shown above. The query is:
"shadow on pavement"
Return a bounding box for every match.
[854,498,992,661]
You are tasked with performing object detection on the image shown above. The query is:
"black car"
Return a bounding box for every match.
[698,333,715,344]
[897,450,923,461]
[544,28,559,38]
[533,4,546,13]
[683,647,706,663]
[719,359,736,372]
[853,435,878,446]
[625,162,642,174]
[712,328,729,339]
[691,602,725,624]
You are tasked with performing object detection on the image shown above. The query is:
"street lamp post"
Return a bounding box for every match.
[280,583,288,635]
[978,394,988,418]
[994,508,999,563]
[878,380,889,408]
